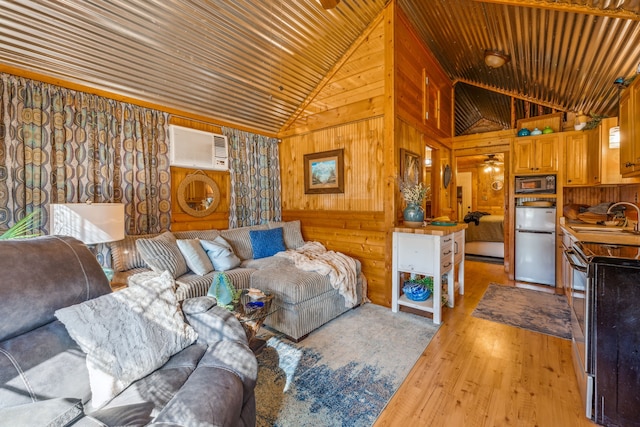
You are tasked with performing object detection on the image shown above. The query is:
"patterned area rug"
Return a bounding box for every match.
[255,303,439,427]
[472,283,571,339]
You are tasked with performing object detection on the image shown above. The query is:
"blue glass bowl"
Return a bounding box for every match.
[402,281,432,301]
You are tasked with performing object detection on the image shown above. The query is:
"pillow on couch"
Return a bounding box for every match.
[249,227,286,259]
[108,234,155,272]
[268,220,305,249]
[177,239,214,275]
[136,231,188,278]
[55,271,198,408]
[200,237,241,271]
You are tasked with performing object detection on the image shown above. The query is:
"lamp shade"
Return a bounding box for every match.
[50,203,125,245]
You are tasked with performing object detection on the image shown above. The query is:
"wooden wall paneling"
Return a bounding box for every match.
[280,118,385,212]
[279,18,386,138]
[380,3,397,307]
[169,116,223,134]
[562,187,622,207]
[170,166,231,231]
[282,210,389,305]
[394,7,452,140]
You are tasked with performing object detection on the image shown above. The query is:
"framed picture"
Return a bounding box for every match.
[400,149,421,186]
[304,149,344,194]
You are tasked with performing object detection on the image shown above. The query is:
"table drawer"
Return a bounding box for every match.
[454,232,464,264]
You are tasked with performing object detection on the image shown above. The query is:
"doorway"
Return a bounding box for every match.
[457,172,472,222]
[455,152,509,267]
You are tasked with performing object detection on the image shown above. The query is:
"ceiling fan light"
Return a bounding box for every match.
[484,50,510,68]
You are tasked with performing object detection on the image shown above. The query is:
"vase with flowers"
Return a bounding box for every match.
[400,181,429,226]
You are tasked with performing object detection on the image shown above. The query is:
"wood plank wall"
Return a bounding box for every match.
[281,118,385,212]
[457,162,505,215]
[394,9,452,140]
[280,3,454,307]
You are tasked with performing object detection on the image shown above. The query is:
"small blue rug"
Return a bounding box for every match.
[472,283,571,339]
[255,303,439,427]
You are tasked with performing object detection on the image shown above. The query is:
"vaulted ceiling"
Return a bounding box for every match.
[1,0,639,136]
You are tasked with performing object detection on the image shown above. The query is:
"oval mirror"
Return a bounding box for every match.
[177,173,221,217]
[491,180,504,191]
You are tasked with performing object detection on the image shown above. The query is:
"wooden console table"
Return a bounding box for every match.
[392,223,467,324]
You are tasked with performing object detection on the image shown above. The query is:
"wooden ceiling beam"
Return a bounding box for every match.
[473,0,640,21]
[453,78,568,113]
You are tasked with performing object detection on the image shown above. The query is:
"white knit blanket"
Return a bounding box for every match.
[276,241,359,308]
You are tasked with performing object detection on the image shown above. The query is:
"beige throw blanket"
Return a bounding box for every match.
[276,241,359,308]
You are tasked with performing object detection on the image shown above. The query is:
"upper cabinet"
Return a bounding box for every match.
[513,134,559,174]
[620,78,640,176]
[563,129,600,186]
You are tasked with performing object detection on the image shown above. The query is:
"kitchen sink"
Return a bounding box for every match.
[570,225,637,234]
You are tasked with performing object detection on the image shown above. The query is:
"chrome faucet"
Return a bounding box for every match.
[607,202,640,232]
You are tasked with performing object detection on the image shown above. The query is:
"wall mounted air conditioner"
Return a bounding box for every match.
[169,124,229,171]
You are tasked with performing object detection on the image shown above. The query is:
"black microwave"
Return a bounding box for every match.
[515,174,556,194]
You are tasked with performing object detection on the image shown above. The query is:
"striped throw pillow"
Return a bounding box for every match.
[136,231,188,278]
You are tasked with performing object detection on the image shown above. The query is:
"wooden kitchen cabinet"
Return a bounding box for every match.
[598,117,640,184]
[619,77,640,176]
[513,134,559,174]
[563,129,600,186]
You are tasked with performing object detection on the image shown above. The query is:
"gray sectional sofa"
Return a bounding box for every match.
[0,235,257,426]
[108,220,364,341]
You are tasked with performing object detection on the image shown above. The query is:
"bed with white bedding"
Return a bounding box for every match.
[464,214,505,259]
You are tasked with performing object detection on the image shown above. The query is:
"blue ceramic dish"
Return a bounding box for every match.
[402,281,432,301]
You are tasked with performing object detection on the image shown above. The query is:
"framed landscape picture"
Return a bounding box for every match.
[304,149,344,194]
[400,148,421,186]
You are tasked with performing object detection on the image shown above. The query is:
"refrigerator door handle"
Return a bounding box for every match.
[516,229,555,234]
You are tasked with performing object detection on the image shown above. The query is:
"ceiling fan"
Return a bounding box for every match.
[483,154,504,166]
[480,154,504,167]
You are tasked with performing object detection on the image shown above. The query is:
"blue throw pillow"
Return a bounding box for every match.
[249,227,286,259]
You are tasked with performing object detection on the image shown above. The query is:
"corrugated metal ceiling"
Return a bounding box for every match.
[1,0,639,136]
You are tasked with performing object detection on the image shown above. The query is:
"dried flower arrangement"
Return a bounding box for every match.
[399,181,429,205]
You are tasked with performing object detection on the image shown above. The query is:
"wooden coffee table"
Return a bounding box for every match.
[232,290,277,353]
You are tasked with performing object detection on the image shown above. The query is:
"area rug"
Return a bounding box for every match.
[472,283,571,339]
[254,303,439,427]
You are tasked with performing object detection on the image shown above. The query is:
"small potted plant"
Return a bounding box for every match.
[0,209,41,240]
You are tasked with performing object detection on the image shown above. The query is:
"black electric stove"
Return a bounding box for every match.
[573,241,640,267]
[571,240,640,427]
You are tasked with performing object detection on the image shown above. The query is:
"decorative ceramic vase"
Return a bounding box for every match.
[208,272,236,306]
[517,128,531,137]
[530,127,542,135]
[542,126,554,134]
[403,203,424,223]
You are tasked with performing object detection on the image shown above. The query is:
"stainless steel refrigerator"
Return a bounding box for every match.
[515,206,556,286]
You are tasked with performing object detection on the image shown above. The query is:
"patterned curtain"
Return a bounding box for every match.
[223,127,282,228]
[0,73,171,236]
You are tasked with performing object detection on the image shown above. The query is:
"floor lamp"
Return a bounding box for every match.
[50,202,125,280]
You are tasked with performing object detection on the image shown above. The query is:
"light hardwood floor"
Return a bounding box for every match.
[374,260,596,427]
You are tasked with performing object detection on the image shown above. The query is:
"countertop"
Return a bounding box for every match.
[560,217,640,246]
[394,222,468,236]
